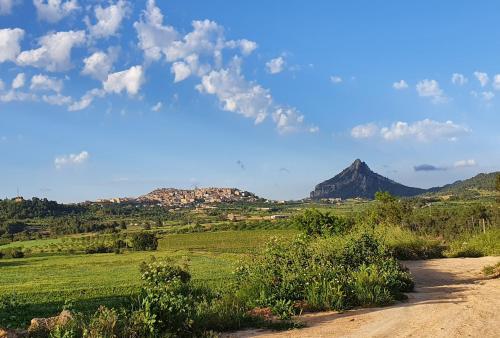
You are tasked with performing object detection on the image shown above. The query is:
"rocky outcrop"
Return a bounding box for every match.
[310,159,426,200]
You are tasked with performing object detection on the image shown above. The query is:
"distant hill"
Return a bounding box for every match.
[427,172,499,195]
[310,159,426,200]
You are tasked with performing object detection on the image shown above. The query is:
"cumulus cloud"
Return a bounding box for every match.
[393,80,408,90]
[413,164,446,172]
[492,74,500,90]
[11,73,25,89]
[330,75,342,84]
[473,71,488,87]
[42,93,72,106]
[471,90,495,101]
[54,150,89,169]
[0,0,19,15]
[351,123,378,138]
[416,79,446,103]
[351,119,469,142]
[196,59,271,124]
[86,0,130,39]
[81,48,117,81]
[30,74,63,92]
[151,101,162,112]
[454,159,476,168]
[171,61,192,82]
[17,30,86,72]
[33,0,79,23]
[0,28,24,63]
[133,0,309,133]
[103,65,144,95]
[68,88,104,111]
[133,0,179,61]
[135,1,255,71]
[272,107,306,134]
[451,73,467,85]
[0,90,37,103]
[266,56,285,74]
[238,39,257,55]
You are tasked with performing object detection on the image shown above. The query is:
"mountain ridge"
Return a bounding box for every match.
[310,159,499,200]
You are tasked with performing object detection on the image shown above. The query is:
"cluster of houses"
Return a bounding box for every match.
[134,187,258,207]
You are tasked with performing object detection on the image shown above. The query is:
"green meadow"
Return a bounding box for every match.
[0,230,297,327]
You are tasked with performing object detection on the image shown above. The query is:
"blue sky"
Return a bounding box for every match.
[0,0,499,202]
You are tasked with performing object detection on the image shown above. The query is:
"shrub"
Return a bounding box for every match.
[139,259,198,336]
[351,264,393,306]
[482,261,500,278]
[130,232,158,251]
[293,209,351,236]
[10,249,24,258]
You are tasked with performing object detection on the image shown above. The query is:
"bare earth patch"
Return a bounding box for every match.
[229,257,500,338]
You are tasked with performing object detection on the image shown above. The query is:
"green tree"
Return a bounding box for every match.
[130,232,158,251]
[293,209,350,236]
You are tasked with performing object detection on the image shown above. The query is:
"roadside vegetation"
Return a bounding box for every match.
[0,179,499,335]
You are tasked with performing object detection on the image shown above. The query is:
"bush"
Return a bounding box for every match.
[10,249,24,258]
[294,209,351,236]
[139,259,198,336]
[482,261,500,278]
[130,232,158,251]
[446,228,500,257]
[235,232,414,315]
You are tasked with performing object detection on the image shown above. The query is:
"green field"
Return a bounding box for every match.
[0,230,297,327]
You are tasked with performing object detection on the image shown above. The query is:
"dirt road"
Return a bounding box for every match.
[232,257,500,338]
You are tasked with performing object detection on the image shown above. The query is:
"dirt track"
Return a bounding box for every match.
[231,257,500,338]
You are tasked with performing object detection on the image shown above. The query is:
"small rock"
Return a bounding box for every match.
[27,310,73,336]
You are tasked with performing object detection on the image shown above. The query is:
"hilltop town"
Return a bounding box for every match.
[94,187,259,208]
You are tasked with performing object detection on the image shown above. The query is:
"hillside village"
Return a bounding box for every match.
[94,187,259,208]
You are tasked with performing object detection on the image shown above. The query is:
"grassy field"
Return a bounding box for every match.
[0,229,297,327]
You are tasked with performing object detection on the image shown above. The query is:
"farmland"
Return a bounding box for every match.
[0,230,297,327]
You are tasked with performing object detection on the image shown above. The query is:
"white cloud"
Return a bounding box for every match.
[266,56,285,74]
[42,93,72,105]
[134,0,179,61]
[380,119,468,142]
[68,88,104,111]
[416,79,446,103]
[86,0,130,39]
[481,91,494,101]
[393,80,408,90]
[133,0,310,133]
[0,90,37,102]
[0,28,24,63]
[471,90,495,101]
[473,71,489,87]
[309,126,319,133]
[0,0,18,15]
[103,65,144,95]
[330,75,342,84]
[33,0,79,23]
[352,119,469,142]
[237,39,257,55]
[54,150,89,169]
[81,49,117,81]
[196,59,271,124]
[11,73,25,89]
[30,74,63,92]
[0,79,4,91]
[454,159,476,168]
[492,74,500,90]
[451,73,467,85]
[17,30,85,72]
[171,61,192,82]
[151,101,162,112]
[272,107,305,134]
[351,123,379,138]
